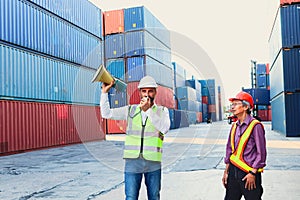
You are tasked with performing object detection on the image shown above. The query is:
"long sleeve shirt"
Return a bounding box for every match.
[224,114,267,169]
[100,93,170,134]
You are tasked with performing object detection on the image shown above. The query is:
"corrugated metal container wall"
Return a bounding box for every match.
[126,82,175,109]
[0,0,103,69]
[172,62,186,88]
[124,30,171,67]
[271,92,300,136]
[185,79,201,92]
[104,9,124,35]
[280,5,300,48]
[124,6,171,48]
[243,88,270,105]
[104,33,125,59]
[0,43,101,104]
[27,0,103,39]
[269,4,300,67]
[270,48,300,99]
[126,56,173,88]
[108,90,127,108]
[0,100,105,154]
[169,109,189,129]
[107,119,127,134]
[106,58,126,81]
[256,64,267,75]
[187,111,197,125]
[176,87,197,101]
[280,0,300,5]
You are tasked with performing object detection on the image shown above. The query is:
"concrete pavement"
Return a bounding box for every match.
[0,121,300,199]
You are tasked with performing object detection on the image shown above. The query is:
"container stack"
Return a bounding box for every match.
[103,6,174,133]
[199,79,217,122]
[268,0,300,136]
[244,63,272,121]
[0,0,105,154]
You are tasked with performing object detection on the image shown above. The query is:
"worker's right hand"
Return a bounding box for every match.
[222,171,228,188]
[102,81,114,93]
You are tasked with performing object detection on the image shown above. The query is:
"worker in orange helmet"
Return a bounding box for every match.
[222,91,267,200]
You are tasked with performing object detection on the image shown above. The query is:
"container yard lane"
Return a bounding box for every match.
[0,121,300,200]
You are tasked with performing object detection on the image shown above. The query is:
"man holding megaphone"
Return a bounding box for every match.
[100,76,170,200]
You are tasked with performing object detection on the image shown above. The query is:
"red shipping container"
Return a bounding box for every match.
[107,119,127,134]
[196,112,203,123]
[202,96,208,104]
[208,104,216,112]
[0,100,105,155]
[258,110,269,121]
[127,83,175,109]
[104,9,124,35]
[280,0,300,5]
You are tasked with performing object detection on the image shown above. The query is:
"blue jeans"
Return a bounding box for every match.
[124,158,161,200]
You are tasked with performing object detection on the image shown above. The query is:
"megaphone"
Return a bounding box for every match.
[91,64,127,92]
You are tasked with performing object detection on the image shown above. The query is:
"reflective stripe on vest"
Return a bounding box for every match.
[229,119,264,173]
[124,105,164,162]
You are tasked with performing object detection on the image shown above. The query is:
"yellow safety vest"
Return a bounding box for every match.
[230,119,264,173]
[123,105,164,162]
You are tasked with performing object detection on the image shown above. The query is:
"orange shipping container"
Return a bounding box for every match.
[104,9,124,35]
[280,0,300,5]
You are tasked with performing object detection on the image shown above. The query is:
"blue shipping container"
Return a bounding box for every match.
[27,0,103,39]
[176,86,197,101]
[126,55,173,88]
[243,88,270,105]
[271,92,300,137]
[125,30,171,67]
[106,58,126,81]
[124,6,171,48]
[270,48,300,99]
[0,0,103,69]
[269,4,300,67]
[105,33,125,59]
[0,43,100,104]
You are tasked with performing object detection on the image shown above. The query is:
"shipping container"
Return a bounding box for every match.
[108,90,127,108]
[125,30,172,67]
[271,92,300,136]
[124,6,171,48]
[185,79,202,92]
[186,111,197,125]
[269,4,300,67]
[126,55,173,88]
[176,87,197,101]
[178,99,200,112]
[256,64,268,75]
[243,88,270,105]
[0,100,105,154]
[280,0,300,6]
[127,82,175,109]
[106,119,127,134]
[0,43,101,104]
[106,58,126,81]
[104,9,124,35]
[0,0,103,69]
[104,33,125,59]
[172,62,186,88]
[270,48,300,99]
[168,109,189,129]
[27,0,103,39]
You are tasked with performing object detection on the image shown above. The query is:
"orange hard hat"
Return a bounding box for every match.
[229,91,254,108]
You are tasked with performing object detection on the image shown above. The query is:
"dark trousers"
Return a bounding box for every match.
[225,164,263,200]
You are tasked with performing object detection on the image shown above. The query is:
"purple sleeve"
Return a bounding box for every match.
[252,123,267,169]
[224,126,233,164]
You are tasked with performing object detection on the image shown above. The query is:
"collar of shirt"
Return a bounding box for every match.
[141,104,157,124]
[236,114,251,127]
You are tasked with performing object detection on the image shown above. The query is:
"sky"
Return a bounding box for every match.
[89,0,279,107]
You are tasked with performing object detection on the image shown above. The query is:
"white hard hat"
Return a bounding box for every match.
[138,76,158,89]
